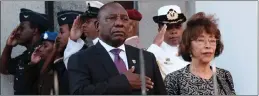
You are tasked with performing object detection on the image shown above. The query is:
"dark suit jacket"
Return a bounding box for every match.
[67,42,166,95]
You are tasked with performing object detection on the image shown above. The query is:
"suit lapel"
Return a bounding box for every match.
[95,42,119,76]
[125,45,140,74]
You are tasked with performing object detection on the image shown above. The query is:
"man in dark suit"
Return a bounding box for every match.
[67,2,166,95]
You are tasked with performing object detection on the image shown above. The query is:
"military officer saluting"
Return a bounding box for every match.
[0,8,49,95]
[64,1,104,68]
[147,5,189,79]
[39,10,85,95]
[25,31,58,95]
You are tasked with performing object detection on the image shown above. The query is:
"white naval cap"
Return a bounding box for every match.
[157,5,182,16]
[85,1,104,8]
[153,5,186,24]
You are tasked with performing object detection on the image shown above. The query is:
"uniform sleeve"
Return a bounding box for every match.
[225,70,236,95]
[24,62,41,95]
[63,38,85,69]
[147,44,164,59]
[164,73,179,95]
[7,55,22,75]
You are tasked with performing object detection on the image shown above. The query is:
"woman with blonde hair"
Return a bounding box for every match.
[164,12,235,95]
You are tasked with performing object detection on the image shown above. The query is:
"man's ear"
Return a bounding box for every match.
[95,21,99,32]
[33,27,40,35]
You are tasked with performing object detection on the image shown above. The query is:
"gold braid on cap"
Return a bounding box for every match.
[166,9,178,20]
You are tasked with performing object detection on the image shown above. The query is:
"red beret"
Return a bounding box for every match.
[127,9,142,21]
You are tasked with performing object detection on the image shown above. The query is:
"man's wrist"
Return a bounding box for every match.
[70,36,79,42]
[154,42,162,47]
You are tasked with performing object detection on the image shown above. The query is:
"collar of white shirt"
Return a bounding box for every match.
[93,37,99,45]
[54,57,64,64]
[98,39,126,52]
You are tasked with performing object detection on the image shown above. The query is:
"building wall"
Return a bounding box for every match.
[196,1,258,95]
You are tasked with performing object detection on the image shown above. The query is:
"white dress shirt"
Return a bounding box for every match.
[64,37,99,68]
[92,37,99,45]
[147,41,189,79]
[99,39,129,70]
